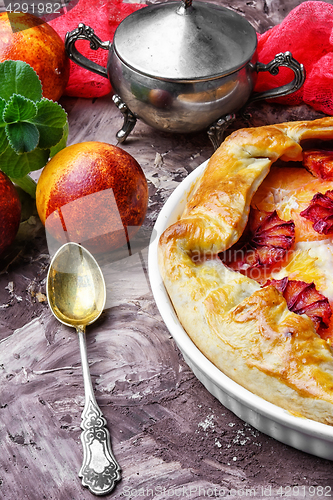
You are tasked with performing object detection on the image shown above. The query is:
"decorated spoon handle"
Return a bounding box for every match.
[77,327,121,496]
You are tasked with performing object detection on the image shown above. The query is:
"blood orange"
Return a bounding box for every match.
[0,172,21,256]
[0,12,70,101]
[36,141,149,254]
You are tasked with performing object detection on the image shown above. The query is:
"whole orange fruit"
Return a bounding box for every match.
[36,141,149,254]
[0,171,21,257]
[0,12,70,101]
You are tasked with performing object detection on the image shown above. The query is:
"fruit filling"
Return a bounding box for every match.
[303,150,333,180]
[218,153,333,341]
[220,209,295,275]
[264,277,332,332]
[300,190,333,235]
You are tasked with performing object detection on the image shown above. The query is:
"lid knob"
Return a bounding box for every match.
[177,0,193,14]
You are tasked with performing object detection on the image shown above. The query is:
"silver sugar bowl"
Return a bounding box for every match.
[65,0,305,148]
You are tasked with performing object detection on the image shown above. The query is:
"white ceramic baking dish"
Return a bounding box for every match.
[148,160,333,460]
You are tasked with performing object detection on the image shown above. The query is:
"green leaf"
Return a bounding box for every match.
[32,99,68,149]
[6,122,40,154]
[0,130,9,154]
[3,94,38,123]
[0,61,68,185]
[0,60,42,102]
[10,175,37,199]
[0,98,8,154]
[0,97,5,118]
[0,145,49,178]
[50,120,69,158]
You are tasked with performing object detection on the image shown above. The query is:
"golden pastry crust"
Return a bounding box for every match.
[158,117,333,425]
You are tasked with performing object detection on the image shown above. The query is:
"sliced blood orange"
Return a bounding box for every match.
[249,163,333,343]
[252,166,333,243]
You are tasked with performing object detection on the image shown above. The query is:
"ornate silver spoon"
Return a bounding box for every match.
[47,242,121,496]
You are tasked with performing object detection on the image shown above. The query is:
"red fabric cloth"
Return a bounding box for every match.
[48,0,145,98]
[255,1,333,115]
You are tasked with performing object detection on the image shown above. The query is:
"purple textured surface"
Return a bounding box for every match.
[1,1,333,498]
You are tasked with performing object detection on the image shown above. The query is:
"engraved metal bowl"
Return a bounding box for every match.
[65,0,305,147]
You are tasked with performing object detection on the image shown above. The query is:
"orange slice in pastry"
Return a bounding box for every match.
[251,165,333,243]
[246,162,333,344]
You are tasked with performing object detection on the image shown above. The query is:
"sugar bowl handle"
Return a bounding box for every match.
[65,24,111,79]
[251,51,305,102]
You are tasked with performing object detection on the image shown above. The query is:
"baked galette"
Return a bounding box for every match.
[158,117,333,425]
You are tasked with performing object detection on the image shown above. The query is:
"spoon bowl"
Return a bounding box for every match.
[47,241,105,327]
[47,242,121,496]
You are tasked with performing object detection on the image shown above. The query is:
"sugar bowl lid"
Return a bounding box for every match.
[113,0,258,80]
